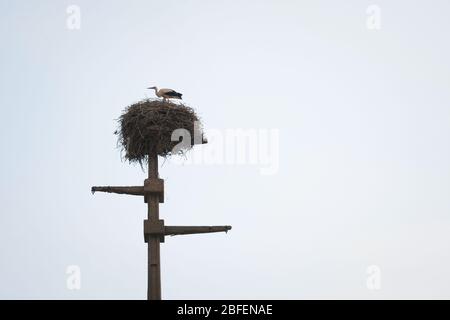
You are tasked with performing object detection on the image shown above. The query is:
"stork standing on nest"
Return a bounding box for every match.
[147,86,183,102]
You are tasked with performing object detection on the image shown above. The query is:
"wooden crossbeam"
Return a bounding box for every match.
[92,180,165,203]
[91,186,144,196]
[143,221,231,241]
[165,226,232,236]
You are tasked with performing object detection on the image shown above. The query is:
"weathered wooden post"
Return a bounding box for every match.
[145,151,162,300]
[92,99,231,300]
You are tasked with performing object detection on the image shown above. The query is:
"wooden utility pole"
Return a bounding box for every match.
[92,151,231,300]
[146,152,161,299]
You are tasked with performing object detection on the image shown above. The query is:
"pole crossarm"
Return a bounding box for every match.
[165,225,232,236]
[144,220,231,241]
[92,179,164,203]
[91,186,145,196]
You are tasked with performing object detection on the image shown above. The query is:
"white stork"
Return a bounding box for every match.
[147,86,183,102]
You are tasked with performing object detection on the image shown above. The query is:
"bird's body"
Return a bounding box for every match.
[148,86,182,102]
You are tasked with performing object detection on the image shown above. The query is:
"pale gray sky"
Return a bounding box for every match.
[1,0,450,299]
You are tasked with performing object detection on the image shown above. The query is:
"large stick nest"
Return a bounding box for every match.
[115,99,206,164]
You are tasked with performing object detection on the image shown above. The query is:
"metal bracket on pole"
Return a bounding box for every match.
[144,219,165,243]
[144,178,164,203]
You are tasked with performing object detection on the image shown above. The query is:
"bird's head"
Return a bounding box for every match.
[147,86,157,90]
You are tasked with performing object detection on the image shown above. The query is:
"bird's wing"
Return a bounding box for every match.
[160,88,182,97]
[159,88,177,94]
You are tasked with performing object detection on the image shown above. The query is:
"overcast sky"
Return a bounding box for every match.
[1,0,450,299]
